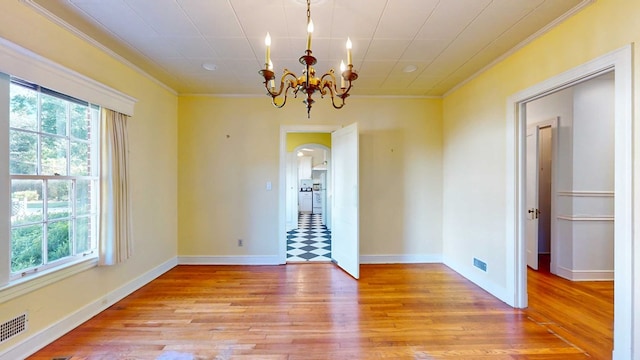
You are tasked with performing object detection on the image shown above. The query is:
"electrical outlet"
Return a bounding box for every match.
[238,239,243,247]
[473,257,487,272]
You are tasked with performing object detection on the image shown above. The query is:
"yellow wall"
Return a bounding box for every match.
[178,96,443,258]
[286,133,332,151]
[442,0,640,291]
[0,1,178,354]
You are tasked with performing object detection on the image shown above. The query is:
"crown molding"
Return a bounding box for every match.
[443,0,596,98]
[20,0,178,96]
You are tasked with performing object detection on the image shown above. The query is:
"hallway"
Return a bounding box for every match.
[286,213,332,262]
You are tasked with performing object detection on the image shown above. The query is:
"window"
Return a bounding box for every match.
[9,78,99,279]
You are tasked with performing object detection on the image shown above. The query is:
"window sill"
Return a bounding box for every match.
[0,257,98,304]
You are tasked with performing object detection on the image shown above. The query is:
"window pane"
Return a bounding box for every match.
[11,224,43,272]
[41,134,67,175]
[11,179,43,225]
[10,129,37,175]
[8,79,100,276]
[40,93,67,136]
[47,180,71,220]
[70,141,90,176]
[75,216,92,253]
[70,103,90,140]
[47,220,71,262]
[9,83,37,131]
[76,179,93,216]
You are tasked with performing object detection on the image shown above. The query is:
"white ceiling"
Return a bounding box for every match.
[27,0,590,96]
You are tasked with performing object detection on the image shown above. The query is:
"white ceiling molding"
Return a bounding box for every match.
[19,0,177,96]
[444,0,595,98]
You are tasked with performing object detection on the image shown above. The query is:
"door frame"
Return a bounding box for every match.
[279,125,340,264]
[505,45,634,358]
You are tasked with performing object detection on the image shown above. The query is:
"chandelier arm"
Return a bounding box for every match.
[318,71,337,98]
[319,71,336,86]
[319,70,357,100]
[328,86,347,109]
[271,79,297,108]
[318,79,332,98]
[340,80,354,97]
[317,78,347,110]
[264,69,298,97]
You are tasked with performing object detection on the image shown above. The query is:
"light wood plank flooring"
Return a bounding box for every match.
[28,263,613,359]
[526,256,613,359]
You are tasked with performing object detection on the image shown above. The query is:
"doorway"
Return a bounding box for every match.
[286,143,332,262]
[525,72,615,281]
[506,45,633,358]
[278,124,361,279]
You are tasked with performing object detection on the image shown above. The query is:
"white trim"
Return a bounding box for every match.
[182,93,440,99]
[0,257,177,360]
[505,44,633,359]
[557,215,614,221]
[0,36,137,116]
[556,266,614,281]
[0,258,98,305]
[178,256,281,265]
[178,255,444,265]
[19,0,176,97]
[360,254,442,264]
[557,190,614,197]
[0,73,9,287]
[444,0,595,98]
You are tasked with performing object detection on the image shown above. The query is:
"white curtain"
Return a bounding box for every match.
[99,108,132,265]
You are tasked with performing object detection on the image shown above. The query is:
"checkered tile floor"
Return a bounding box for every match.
[286,213,332,262]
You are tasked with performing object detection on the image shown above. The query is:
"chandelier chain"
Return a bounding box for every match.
[307,0,311,24]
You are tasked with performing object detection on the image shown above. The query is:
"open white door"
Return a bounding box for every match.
[526,126,540,270]
[331,123,359,279]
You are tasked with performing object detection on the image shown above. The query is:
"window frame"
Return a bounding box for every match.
[8,78,100,281]
[0,36,136,303]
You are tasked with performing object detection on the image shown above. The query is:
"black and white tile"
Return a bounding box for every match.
[286,213,332,262]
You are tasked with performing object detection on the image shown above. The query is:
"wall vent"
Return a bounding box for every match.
[0,313,28,344]
[473,257,487,272]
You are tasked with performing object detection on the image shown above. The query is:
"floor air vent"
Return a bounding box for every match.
[0,313,28,344]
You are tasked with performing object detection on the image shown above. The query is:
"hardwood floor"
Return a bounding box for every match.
[525,255,614,360]
[28,263,613,359]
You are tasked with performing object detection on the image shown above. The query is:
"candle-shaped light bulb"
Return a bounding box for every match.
[306,19,314,51]
[346,37,353,65]
[340,60,346,88]
[265,32,271,65]
[268,60,275,89]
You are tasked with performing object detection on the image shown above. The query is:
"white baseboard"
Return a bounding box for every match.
[178,255,282,265]
[0,257,178,360]
[443,258,512,307]
[360,254,443,264]
[178,254,442,266]
[556,266,614,281]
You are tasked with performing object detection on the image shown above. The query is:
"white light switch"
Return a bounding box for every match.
[266,181,272,191]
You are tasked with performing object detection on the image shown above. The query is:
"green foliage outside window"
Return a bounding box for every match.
[9,80,98,275]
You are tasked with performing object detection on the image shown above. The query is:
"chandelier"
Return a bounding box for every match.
[258,0,358,118]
